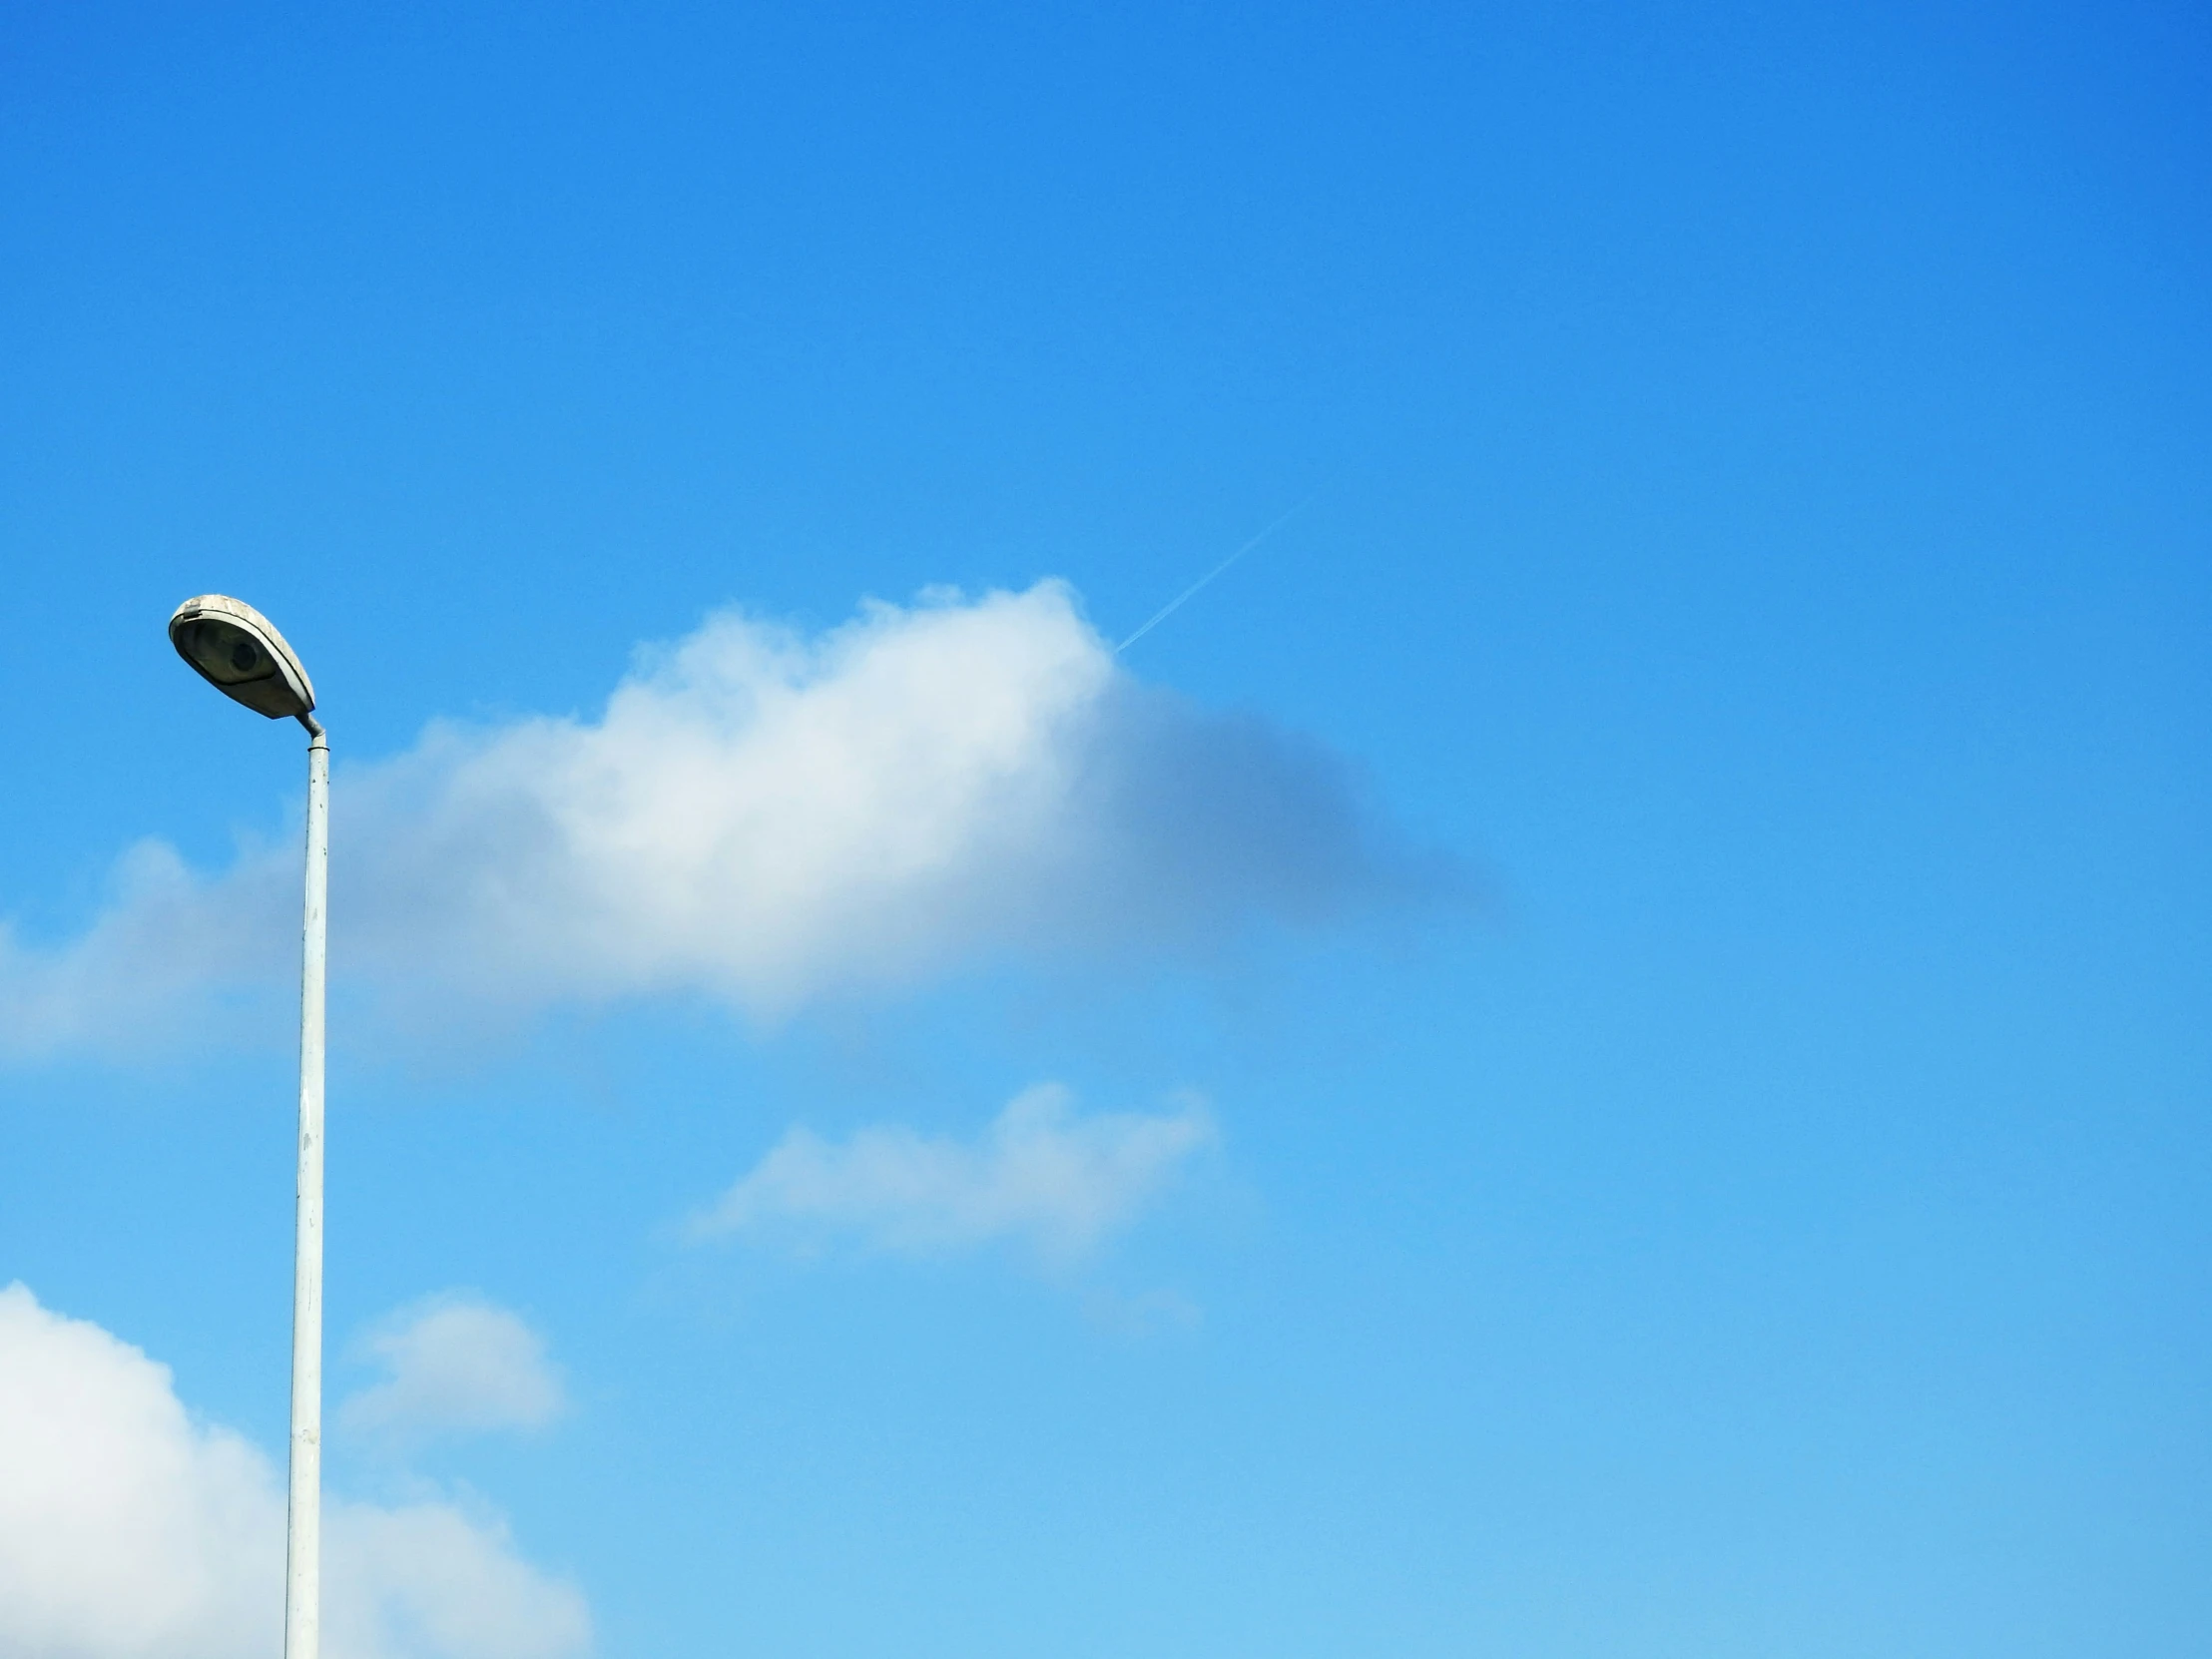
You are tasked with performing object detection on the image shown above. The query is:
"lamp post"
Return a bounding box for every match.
[168,595,326,1659]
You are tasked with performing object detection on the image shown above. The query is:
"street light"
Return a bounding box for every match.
[168,594,327,1659]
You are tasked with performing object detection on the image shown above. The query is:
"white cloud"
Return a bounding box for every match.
[0,581,1448,1059]
[323,1505,587,1659]
[689,1083,1217,1263]
[338,1296,565,1443]
[0,1283,590,1659]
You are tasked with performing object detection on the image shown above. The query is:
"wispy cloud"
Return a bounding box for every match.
[0,581,1454,1061]
[0,1282,589,1659]
[1082,1286,1205,1338]
[0,838,293,1060]
[688,1084,1218,1264]
[338,1294,566,1444]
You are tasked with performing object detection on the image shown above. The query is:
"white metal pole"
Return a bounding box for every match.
[284,719,328,1659]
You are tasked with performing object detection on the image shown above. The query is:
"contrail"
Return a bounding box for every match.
[1116,495,1317,654]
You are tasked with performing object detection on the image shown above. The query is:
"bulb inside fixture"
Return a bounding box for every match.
[180,618,279,686]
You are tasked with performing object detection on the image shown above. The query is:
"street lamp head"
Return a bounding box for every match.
[168,595,317,723]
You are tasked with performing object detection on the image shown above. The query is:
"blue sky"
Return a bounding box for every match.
[1,2,2207,1655]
